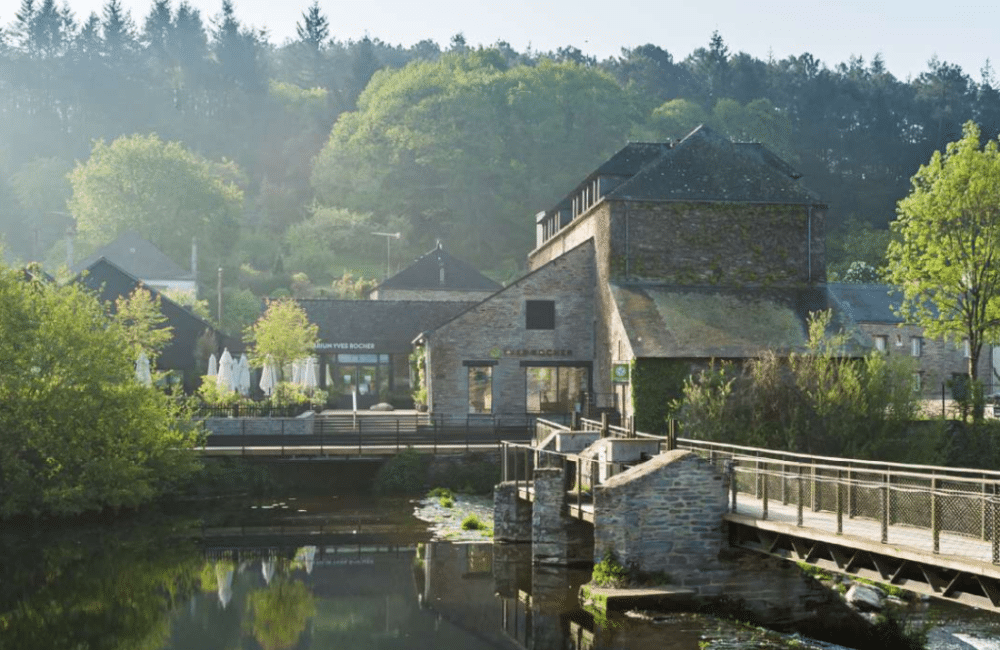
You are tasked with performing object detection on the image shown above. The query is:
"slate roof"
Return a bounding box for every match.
[610,282,869,359]
[297,299,480,353]
[74,258,238,371]
[605,126,823,205]
[545,126,823,221]
[71,231,194,281]
[375,243,501,293]
[827,283,904,324]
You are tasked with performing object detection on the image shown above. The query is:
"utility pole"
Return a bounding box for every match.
[217,266,223,326]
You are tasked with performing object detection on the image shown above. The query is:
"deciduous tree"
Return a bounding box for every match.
[243,298,318,382]
[887,120,1000,382]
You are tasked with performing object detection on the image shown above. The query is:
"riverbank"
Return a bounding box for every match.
[412,492,494,541]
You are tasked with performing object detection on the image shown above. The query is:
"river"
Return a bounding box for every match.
[1,491,998,650]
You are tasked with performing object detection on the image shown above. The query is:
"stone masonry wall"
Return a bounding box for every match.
[593,450,728,589]
[531,467,593,565]
[494,482,532,542]
[614,202,825,286]
[428,241,596,418]
[857,322,994,397]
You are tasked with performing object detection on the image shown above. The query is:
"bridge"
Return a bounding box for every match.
[500,417,1000,612]
[198,411,535,458]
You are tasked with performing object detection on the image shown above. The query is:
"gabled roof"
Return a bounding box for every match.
[605,126,822,205]
[297,299,479,353]
[374,242,501,293]
[610,282,869,359]
[71,231,194,281]
[827,283,905,324]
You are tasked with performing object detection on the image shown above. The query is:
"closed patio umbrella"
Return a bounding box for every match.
[302,357,318,392]
[237,354,251,396]
[207,353,218,377]
[217,348,234,393]
[135,351,152,387]
[259,357,275,397]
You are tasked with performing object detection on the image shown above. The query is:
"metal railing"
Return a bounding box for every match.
[195,403,313,418]
[676,438,1000,564]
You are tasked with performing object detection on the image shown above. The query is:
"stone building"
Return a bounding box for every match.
[419,125,866,427]
[829,282,998,397]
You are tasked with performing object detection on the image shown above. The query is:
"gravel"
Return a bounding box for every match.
[413,493,495,542]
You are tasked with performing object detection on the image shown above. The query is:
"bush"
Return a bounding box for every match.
[591,549,629,588]
[372,449,427,495]
[461,514,486,530]
[439,495,454,508]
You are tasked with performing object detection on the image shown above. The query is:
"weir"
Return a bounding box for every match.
[496,418,1000,614]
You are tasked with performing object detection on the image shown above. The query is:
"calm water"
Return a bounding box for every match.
[1,494,999,650]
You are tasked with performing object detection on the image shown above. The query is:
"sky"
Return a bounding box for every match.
[17,0,1000,82]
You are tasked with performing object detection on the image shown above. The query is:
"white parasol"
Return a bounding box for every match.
[135,351,152,387]
[261,556,275,585]
[302,357,318,392]
[237,353,251,396]
[259,356,275,397]
[207,353,218,377]
[215,562,234,609]
[216,348,234,392]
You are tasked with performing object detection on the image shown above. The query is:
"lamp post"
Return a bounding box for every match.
[371,232,401,278]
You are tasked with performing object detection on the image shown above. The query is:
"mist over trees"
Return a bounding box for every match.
[2,1,998,311]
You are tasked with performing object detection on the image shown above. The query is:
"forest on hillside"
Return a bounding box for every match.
[2,0,998,333]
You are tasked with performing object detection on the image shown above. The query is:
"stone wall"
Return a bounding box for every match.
[427,240,596,418]
[856,322,994,396]
[531,467,593,565]
[613,202,825,286]
[593,450,728,589]
[494,482,532,543]
[199,412,314,436]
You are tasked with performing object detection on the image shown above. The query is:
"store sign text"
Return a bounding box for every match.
[503,348,573,357]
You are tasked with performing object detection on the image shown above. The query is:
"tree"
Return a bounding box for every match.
[67,133,244,268]
[887,121,1000,384]
[0,266,201,517]
[113,285,173,365]
[243,298,317,382]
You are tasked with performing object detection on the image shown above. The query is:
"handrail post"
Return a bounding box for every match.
[762,464,769,520]
[576,457,582,516]
[931,475,940,554]
[811,461,818,513]
[836,469,843,535]
[881,471,889,544]
[847,465,855,519]
[357,417,362,456]
[729,460,737,513]
[466,416,470,452]
[983,475,989,541]
[993,492,999,565]
[796,464,804,527]
[600,412,609,439]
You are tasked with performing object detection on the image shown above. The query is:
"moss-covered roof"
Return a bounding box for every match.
[610,283,869,358]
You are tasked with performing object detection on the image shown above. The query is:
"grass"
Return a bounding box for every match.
[461,514,486,530]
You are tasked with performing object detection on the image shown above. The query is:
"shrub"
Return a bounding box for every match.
[461,514,486,530]
[372,449,427,495]
[591,549,628,588]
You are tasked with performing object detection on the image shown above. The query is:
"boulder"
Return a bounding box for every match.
[845,583,884,612]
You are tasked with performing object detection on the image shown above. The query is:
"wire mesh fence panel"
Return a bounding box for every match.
[890,473,932,529]
[939,479,988,538]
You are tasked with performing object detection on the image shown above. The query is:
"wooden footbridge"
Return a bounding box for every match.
[502,418,1000,612]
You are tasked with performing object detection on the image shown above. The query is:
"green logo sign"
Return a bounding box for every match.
[612,363,630,383]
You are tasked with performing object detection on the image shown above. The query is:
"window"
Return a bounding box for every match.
[912,372,923,393]
[468,366,492,414]
[911,337,923,357]
[525,366,588,413]
[526,300,555,330]
[874,335,887,353]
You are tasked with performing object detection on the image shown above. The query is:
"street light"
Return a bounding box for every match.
[371,232,401,278]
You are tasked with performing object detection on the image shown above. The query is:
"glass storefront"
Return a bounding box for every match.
[468,366,493,414]
[321,353,405,409]
[525,365,588,414]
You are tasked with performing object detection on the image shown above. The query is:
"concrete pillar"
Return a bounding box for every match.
[494,482,532,543]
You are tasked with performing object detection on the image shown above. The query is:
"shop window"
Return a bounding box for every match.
[468,366,492,414]
[526,300,555,330]
[911,337,922,357]
[525,366,588,413]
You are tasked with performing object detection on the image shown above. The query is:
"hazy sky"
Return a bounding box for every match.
[34,0,1000,82]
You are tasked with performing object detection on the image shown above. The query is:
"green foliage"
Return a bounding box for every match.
[311,53,636,268]
[439,495,454,507]
[427,487,453,499]
[460,513,486,530]
[631,359,692,433]
[372,449,428,495]
[0,267,202,517]
[410,346,427,406]
[827,217,893,281]
[887,120,1000,387]
[113,286,173,364]
[68,133,244,266]
[220,287,263,336]
[591,548,629,588]
[243,298,318,383]
[673,311,921,458]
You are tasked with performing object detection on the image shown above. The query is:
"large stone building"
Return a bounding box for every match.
[419,126,868,428]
